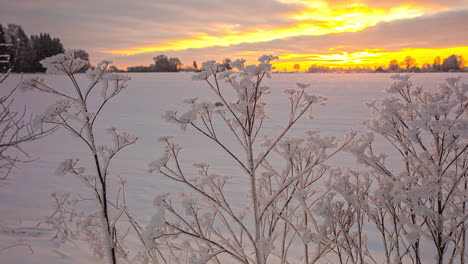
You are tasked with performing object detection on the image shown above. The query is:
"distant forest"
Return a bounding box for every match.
[307,54,467,73]
[0,24,90,73]
[127,57,233,73]
[127,55,183,72]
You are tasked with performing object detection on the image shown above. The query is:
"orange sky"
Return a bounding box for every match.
[108,2,430,55]
[2,0,467,70]
[272,47,468,71]
[104,0,468,70]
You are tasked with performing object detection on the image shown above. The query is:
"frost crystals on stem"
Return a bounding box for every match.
[147,55,354,264]
[23,50,137,264]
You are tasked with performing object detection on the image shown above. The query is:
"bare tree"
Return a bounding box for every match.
[402,56,417,71]
[388,59,401,72]
[293,63,300,72]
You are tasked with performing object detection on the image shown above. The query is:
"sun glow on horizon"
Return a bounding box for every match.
[95,0,468,71]
[271,46,468,71]
[114,46,468,71]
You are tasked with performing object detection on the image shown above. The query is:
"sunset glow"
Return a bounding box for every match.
[107,2,431,56]
[272,46,468,71]
[3,0,465,70]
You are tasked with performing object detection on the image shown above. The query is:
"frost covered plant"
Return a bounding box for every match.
[0,44,55,178]
[320,168,379,264]
[346,75,467,264]
[0,85,55,179]
[22,50,137,264]
[147,56,354,263]
[0,66,55,179]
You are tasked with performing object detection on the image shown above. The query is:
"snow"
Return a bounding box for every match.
[0,72,466,263]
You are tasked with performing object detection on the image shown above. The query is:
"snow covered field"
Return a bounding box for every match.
[0,72,466,263]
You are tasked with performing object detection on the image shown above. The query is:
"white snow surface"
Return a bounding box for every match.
[0,72,466,263]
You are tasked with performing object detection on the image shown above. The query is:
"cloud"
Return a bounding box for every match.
[0,0,466,67]
[359,0,468,9]
[0,0,300,50]
[271,8,468,53]
[106,8,467,67]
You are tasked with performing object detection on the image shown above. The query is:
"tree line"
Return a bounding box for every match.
[127,56,233,72]
[127,55,182,72]
[385,54,466,72]
[306,54,466,73]
[0,24,90,73]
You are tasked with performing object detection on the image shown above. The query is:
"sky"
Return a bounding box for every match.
[1,0,467,70]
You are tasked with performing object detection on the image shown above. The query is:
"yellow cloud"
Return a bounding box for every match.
[106,1,434,55]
